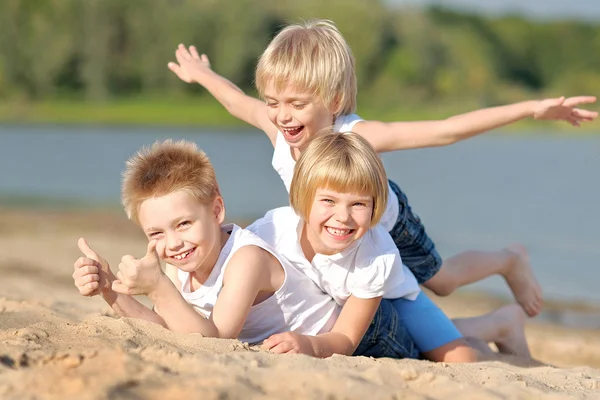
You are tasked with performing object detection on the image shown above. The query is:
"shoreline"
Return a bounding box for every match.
[1,99,599,133]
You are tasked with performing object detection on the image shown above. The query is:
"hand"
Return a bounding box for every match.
[73,238,115,296]
[262,332,315,356]
[533,96,598,127]
[111,241,164,296]
[168,44,211,84]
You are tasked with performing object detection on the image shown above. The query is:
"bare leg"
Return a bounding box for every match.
[423,245,543,317]
[452,304,531,358]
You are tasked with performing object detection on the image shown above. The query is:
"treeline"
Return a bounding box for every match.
[1,0,599,112]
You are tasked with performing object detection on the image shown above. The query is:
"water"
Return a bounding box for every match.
[1,124,599,311]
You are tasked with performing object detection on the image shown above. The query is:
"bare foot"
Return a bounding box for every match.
[492,304,531,358]
[502,244,543,317]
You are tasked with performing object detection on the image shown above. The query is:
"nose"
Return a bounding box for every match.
[335,205,351,223]
[166,232,184,251]
[278,105,292,123]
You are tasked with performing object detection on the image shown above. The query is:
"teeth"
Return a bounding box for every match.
[173,250,191,260]
[327,227,351,236]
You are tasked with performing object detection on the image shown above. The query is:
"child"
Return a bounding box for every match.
[168,19,597,317]
[72,139,342,344]
[249,131,531,362]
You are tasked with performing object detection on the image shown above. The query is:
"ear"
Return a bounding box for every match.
[329,94,343,117]
[213,196,226,224]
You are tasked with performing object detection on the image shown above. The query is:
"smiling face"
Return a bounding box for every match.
[303,187,374,257]
[137,190,226,278]
[263,81,337,153]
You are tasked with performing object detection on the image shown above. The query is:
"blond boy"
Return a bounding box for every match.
[72,139,340,343]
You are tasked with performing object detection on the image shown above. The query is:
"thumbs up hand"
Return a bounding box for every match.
[73,238,116,296]
[112,240,165,297]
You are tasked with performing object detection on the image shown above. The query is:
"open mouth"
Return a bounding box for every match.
[281,126,305,142]
[171,247,196,261]
[325,226,354,239]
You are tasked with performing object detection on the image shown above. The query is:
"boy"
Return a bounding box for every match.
[72,139,341,343]
[168,19,597,317]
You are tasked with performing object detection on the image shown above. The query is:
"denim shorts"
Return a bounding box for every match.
[388,180,442,284]
[353,298,420,359]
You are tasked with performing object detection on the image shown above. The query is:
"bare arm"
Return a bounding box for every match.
[115,245,275,338]
[354,96,598,152]
[168,44,278,145]
[263,295,381,358]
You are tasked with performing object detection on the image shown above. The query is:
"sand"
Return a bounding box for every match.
[1,208,600,400]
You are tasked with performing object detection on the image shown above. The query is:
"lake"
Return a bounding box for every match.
[1,124,599,313]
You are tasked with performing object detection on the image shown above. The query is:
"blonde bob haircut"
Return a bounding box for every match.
[290,130,388,227]
[255,19,357,117]
[121,139,220,223]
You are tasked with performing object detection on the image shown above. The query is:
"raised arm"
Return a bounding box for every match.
[263,295,381,358]
[168,44,278,145]
[354,96,598,152]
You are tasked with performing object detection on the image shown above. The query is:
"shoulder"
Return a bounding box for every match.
[224,244,281,285]
[334,113,364,132]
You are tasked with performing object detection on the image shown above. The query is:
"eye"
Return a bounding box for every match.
[266,101,278,108]
[292,102,306,110]
[320,198,334,204]
[178,220,191,228]
[353,202,367,207]
[148,231,162,238]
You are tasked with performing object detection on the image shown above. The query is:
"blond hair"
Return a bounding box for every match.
[256,19,356,116]
[290,130,388,226]
[121,139,220,223]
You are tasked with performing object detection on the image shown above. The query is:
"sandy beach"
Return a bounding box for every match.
[1,208,600,399]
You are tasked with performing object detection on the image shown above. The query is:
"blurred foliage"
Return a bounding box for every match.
[0,0,598,125]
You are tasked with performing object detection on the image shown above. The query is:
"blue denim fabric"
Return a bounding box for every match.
[387,180,442,284]
[354,299,420,359]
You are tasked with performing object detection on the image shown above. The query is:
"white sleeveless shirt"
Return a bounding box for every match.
[176,224,340,344]
[271,113,400,231]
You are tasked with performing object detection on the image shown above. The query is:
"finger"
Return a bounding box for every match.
[563,96,597,107]
[79,282,100,296]
[262,334,283,350]
[571,108,598,120]
[168,62,181,73]
[145,240,159,260]
[73,263,99,278]
[269,341,294,354]
[177,43,192,60]
[121,255,136,265]
[189,45,200,59]
[78,238,99,260]
[75,273,99,288]
[74,257,100,271]
[201,54,209,63]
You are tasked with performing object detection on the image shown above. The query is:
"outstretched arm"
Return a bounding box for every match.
[168,44,278,145]
[355,96,598,152]
[263,295,381,358]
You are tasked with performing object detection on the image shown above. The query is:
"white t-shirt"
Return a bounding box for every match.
[271,113,400,231]
[247,207,420,307]
[174,224,340,344]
